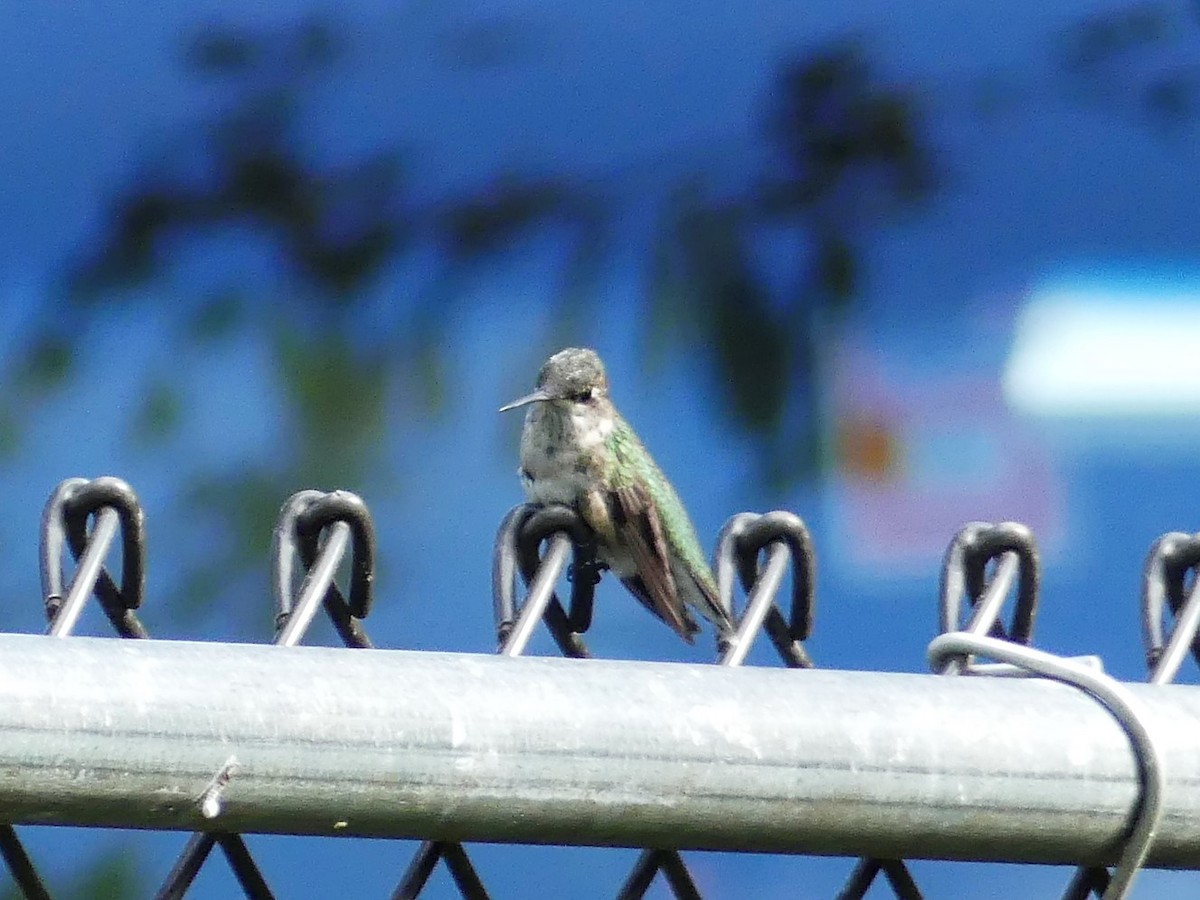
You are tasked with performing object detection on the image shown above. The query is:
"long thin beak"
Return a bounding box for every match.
[499,389,552,412]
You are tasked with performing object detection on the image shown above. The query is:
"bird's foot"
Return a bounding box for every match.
[567,557,605,587]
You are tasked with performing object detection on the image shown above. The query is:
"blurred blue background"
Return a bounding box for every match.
[4,0,1200,897]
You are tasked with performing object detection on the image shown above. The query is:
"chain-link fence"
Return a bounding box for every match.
[3,477,1199,899]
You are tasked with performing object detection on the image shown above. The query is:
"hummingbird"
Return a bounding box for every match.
[500,347,733,644]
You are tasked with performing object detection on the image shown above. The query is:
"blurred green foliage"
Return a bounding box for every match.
[1056,1,1200,129]
[12,4,1199,645]
[4,27,932,672]
[40,21,936,503]
[7,27,938,883]
[0,844,140,900]
[3,18,941,638]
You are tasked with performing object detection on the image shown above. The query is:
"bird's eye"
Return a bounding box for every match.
[571,388,593,403]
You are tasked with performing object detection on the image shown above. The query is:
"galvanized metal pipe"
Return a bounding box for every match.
[3,632,1200,868]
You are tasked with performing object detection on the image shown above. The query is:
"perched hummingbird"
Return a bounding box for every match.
[500,347,733,644]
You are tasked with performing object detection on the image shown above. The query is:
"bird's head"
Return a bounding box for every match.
[500,347,612,413]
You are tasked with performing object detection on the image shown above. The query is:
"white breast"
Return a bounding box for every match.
[570,410,611,449]
[518,403,611,505]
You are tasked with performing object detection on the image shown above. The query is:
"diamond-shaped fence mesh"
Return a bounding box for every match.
[2,476,1197,899]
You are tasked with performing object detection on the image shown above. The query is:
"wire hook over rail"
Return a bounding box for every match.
[928,633,1165,900]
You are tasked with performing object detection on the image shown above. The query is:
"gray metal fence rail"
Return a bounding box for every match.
[3,476,1200,900]
[0,634,1192,854]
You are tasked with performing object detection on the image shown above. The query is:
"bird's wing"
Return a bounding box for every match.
[610,484,695,643]
[682,562,731,634]
[620,574,700,642]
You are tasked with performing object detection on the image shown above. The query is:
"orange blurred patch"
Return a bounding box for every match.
[836,415,902,483]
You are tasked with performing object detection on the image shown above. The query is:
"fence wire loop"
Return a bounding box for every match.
[714,512,814,668]
[295,490,376,619]
[272,490,375,649]
[40,476,148,638]
[716,510,815,642]
[1142,531,1200,680]
[927,633,1165,900]
[517,504,599,630]
[492,504,530,644]
[40,477,86,621]
[940,521,1039,645]
[491,503,596,656]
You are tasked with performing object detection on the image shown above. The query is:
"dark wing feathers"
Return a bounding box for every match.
[620,575,701,642]
[610,484,696,643]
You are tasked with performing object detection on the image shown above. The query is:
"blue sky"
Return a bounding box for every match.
[3,1,1200,897]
